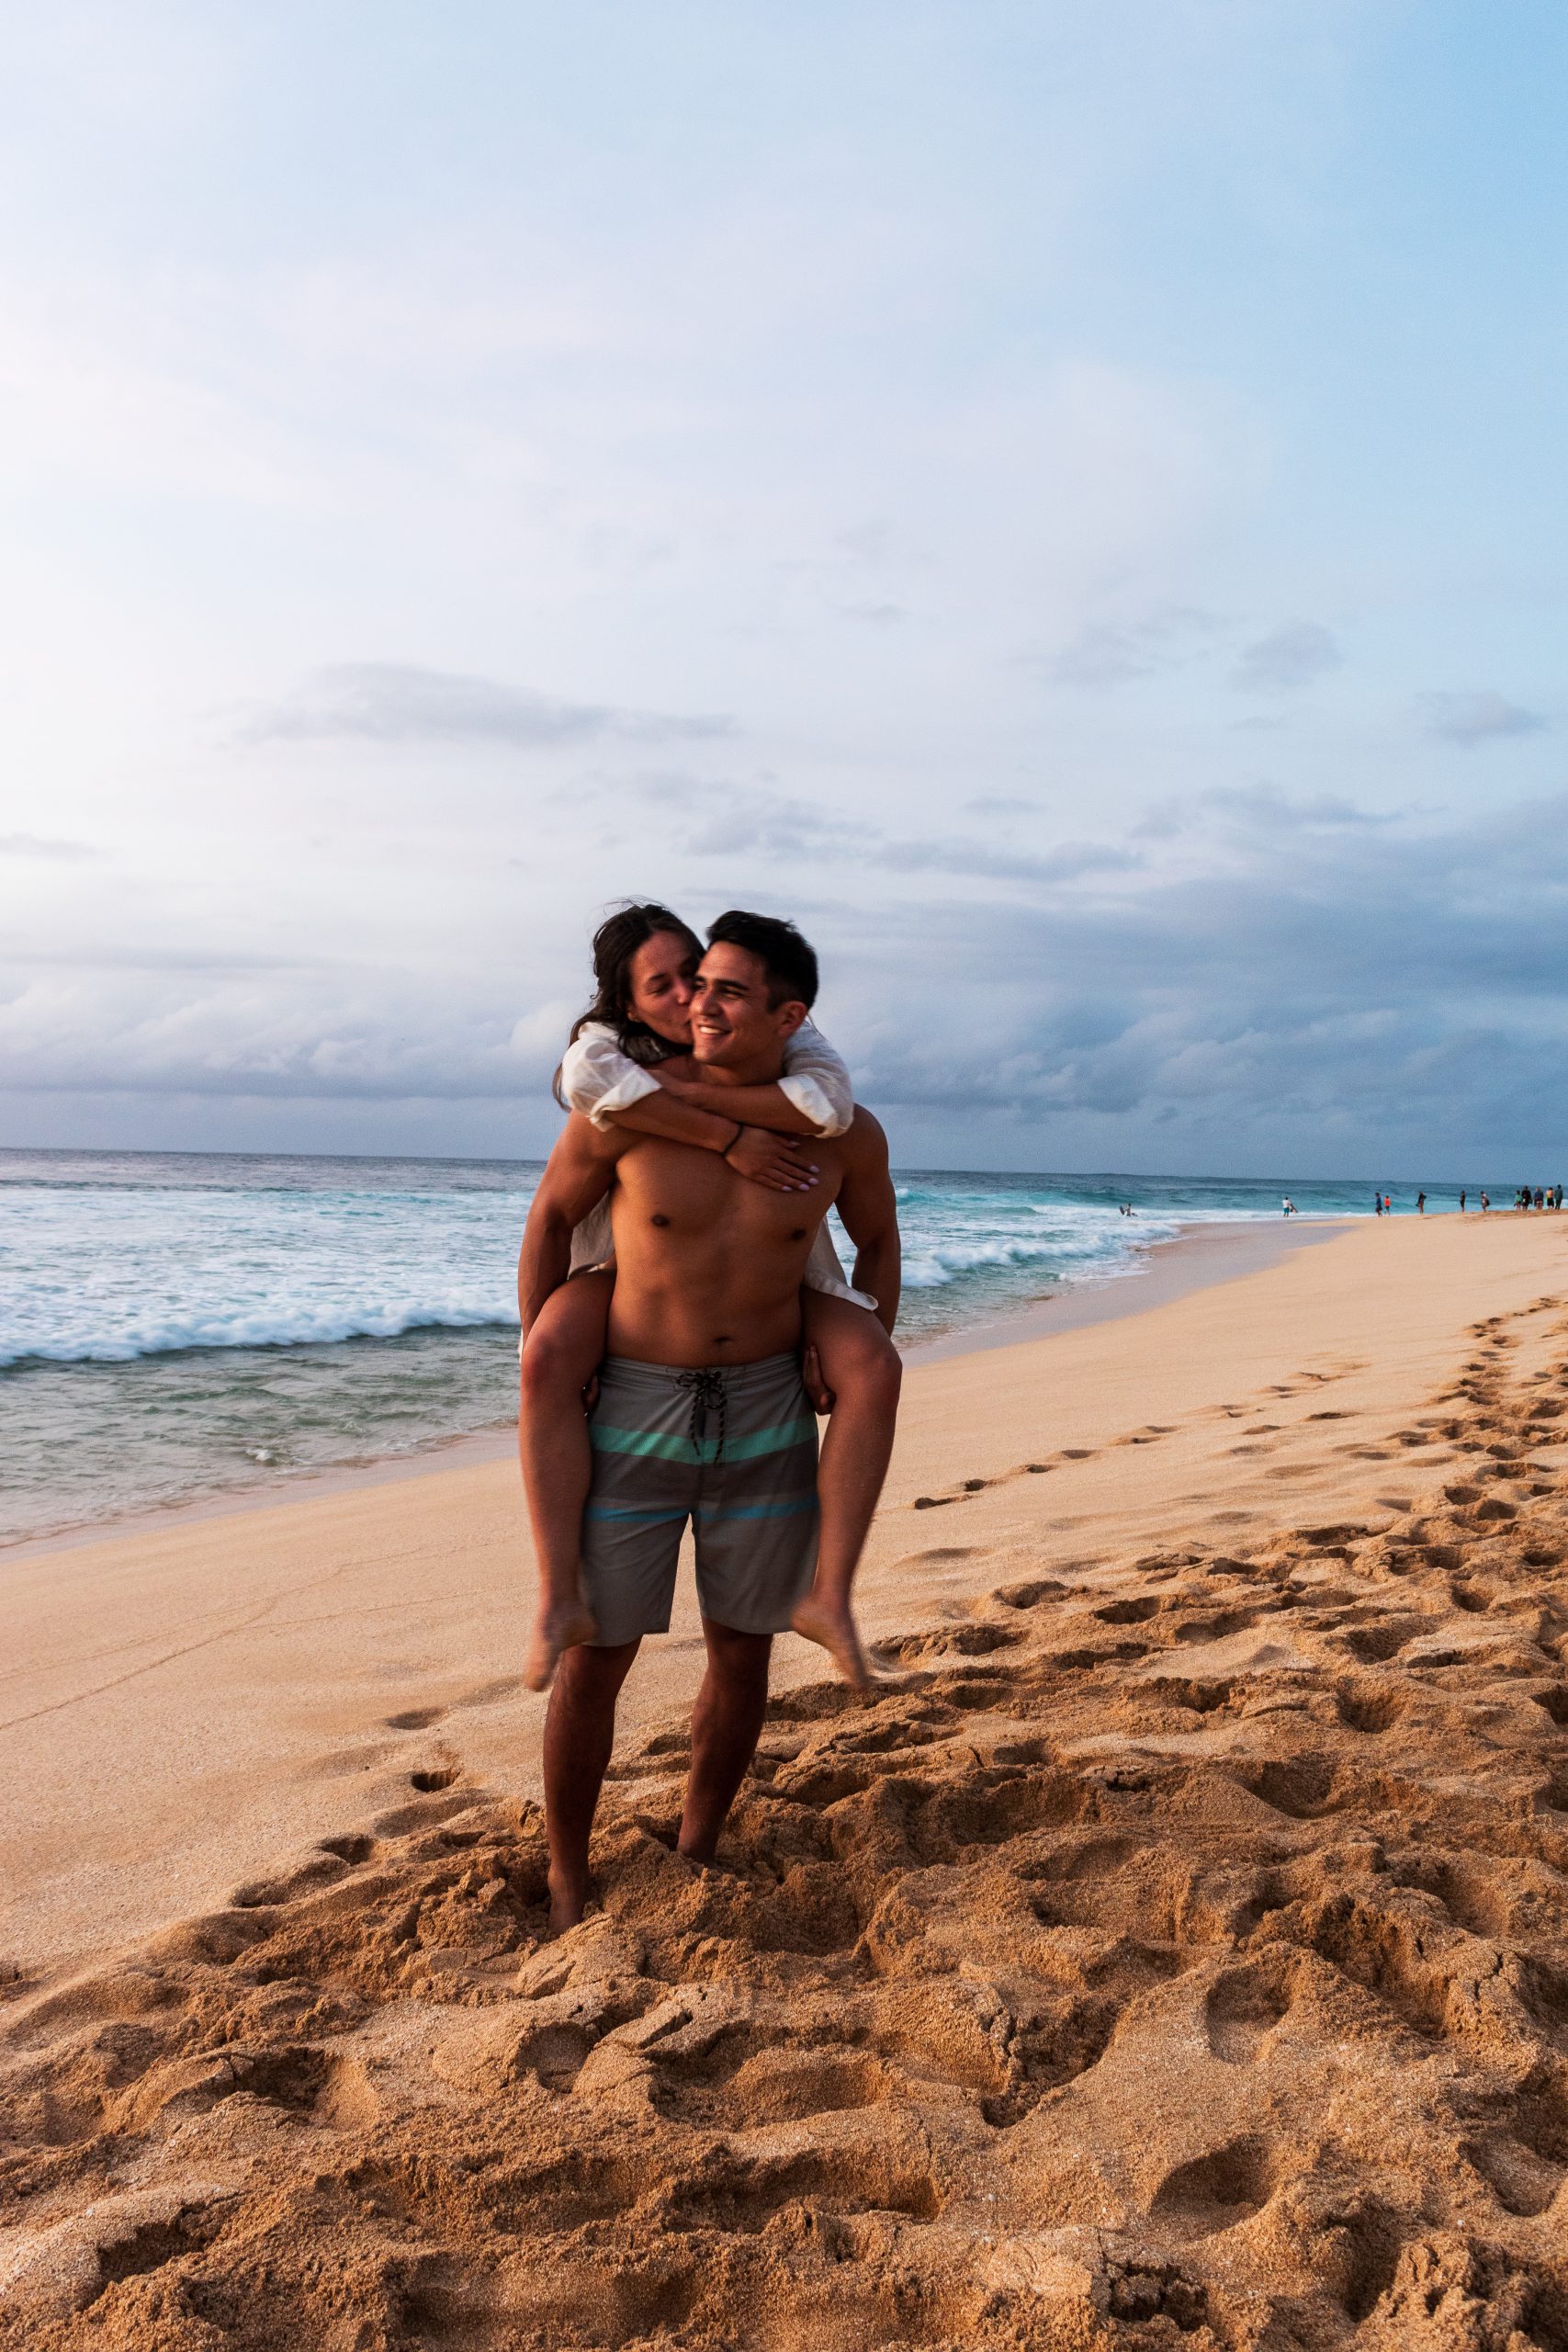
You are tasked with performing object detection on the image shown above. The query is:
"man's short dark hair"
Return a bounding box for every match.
[705,910,818,1009]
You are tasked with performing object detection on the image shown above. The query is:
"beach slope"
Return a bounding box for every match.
[5,1214,1568,2346]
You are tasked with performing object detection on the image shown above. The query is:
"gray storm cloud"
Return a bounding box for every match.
[6,792,1566,1169]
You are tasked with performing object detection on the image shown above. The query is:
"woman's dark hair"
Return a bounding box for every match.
[553,901,703,1106]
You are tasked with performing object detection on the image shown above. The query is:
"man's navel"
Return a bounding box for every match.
[651,1214,671,1228]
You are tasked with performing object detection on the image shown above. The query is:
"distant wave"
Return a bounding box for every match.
[0,1301,517,1369]
[898,1216,1183,1291]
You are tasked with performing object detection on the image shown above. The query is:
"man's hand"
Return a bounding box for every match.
[725,1125,820,1193]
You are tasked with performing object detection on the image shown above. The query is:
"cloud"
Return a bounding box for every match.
[0,834,100,860]
[1135,785,1387,839]
[1417,690,1547,748]
[1042,604,1220,688]
[965,795,1038,818]
[649,781,1141,889]
[1206,786,1379,829]
[839,601,909,626]
[243,663,734,750]
[1230,621,1341,695]
[812,792,1568,1153]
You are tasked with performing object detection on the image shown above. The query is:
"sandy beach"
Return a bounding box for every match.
[5,1210,1568,2346]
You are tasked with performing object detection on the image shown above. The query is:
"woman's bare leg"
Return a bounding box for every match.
[519,1270,615,1690]
[792,1294,902,1687]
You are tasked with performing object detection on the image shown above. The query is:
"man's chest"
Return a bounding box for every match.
[615,1140,841,1251]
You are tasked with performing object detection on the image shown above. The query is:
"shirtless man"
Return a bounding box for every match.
[517,912,901,1932]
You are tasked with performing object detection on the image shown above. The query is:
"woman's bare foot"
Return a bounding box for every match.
[791,1590,870,1689]
[525,1599,599,1693]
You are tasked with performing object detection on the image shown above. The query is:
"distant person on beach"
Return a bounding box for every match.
[517,903,900,1698]
[1282,1197,1296,1216]
[517,912,901,1931]
[1417,1192,1426,1215]
[1460,1191,1467,1214]
[1373,1194,1382,1217]
[1481,1192,1490,1213]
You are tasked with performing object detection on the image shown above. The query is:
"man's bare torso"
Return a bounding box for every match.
[605,1133,848,1368]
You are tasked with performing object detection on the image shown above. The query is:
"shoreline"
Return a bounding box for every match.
[902,1213,1350,1363]
[3,1215,1348,1565]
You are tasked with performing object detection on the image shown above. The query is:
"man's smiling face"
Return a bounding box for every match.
[690,942,805,1070]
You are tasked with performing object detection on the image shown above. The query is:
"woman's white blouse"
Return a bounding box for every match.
[555,1017,873,1308]
[558,1017,854,1136]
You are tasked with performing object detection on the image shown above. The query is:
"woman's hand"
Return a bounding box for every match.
[724,1125,819,1193]
[801,1342,835,1413]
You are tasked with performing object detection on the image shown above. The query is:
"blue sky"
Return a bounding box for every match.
[3,1,1564,1176]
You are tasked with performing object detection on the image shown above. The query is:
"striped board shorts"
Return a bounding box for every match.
[581,1353,819,1645]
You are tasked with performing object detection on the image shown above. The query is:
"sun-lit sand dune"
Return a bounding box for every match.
[6,1214,1568,2347]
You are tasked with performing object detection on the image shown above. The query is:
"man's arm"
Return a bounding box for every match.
[831,1108,901,1339]
[516,1115,624,1337]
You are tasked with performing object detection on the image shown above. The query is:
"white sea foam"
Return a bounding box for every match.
[1,1154,1358,1370]
[0,1178,525,1366]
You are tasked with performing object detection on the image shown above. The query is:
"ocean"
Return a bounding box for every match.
[0,1148,1464,1549]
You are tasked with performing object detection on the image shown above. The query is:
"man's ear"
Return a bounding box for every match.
[776,1000,807,1041]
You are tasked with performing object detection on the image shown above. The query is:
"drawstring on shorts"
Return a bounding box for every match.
[673,1367,728,1462]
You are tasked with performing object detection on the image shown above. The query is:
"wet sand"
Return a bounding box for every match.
[5,1211,1568,2346]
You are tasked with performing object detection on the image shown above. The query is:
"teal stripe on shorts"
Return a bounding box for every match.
[589,1414,817,1466]
[695,1493,818,1523]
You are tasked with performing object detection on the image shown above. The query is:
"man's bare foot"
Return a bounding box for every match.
[791,1591,870,1689]
[547,1864,589,1937]
[525,1599,599,1693]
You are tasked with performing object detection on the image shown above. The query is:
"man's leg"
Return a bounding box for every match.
[543,1637,640,1932]
[794,1295,902,1687]
[678,1621,773,1864]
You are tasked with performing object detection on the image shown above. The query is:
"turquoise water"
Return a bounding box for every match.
[0,1149,1519,1545]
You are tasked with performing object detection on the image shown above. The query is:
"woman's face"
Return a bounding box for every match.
[626,930,697,1045]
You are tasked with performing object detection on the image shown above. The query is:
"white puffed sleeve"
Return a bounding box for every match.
[779,1017,854,1137]
[558,1022,662,1129]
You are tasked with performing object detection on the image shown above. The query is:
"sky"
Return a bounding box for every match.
[2,0,1565,1179]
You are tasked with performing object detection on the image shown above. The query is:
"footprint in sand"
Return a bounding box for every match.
[1204,1963,1293,2064]
[1334,1685,1403,1735]
[385,1705,445,1731]
[1149,2137,1275,2237]
[317,1833,377,1864]
[1093,1595,1162,1626]
[992,1577,1067,1610]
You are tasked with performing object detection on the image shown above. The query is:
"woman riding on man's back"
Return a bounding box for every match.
[516,902,902,1693]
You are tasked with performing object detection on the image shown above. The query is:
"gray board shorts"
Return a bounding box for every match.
[581,1352,819,1645]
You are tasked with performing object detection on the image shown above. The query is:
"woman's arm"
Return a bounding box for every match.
[654,1017,854,1138]
[605,1090,818,1192]
[652,1071,822,1135]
